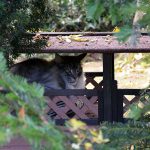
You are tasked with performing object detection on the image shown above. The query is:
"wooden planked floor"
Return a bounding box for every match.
[0,137,31,150]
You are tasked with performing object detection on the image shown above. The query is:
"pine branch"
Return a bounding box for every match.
[101,121,150,149]
[0,52,65,150]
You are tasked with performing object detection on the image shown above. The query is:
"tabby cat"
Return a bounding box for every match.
[10,53,86,92]
[11,54,86,118]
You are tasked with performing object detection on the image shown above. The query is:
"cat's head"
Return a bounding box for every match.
[54,53,86,86]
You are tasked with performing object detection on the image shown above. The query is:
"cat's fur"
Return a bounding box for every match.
[10,54,86,92]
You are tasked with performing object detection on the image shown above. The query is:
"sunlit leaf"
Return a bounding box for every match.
[113,26,120,32]
[115,66,123,72]
[84,142,93,150]
[92,130,109,144]
[68,118,86,131]
[69,35,88,42]
[47,41,52,47]
[65,37,72,43]
[90,129,98,137]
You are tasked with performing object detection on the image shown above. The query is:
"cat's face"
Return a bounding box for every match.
[63,63,82,85]
[55,54,86,86]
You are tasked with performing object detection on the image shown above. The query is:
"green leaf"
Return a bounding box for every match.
[114,26,132,42]
[0,128,13,145]
[128,104,142,120]
[0,106,9,114]
[87,0,104,21]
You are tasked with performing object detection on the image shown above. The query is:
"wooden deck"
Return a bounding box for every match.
[1,137,31,150]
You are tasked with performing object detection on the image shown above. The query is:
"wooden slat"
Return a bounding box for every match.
[129,96,140,104]
[68,96,97,118]
[85,72,103,77]
[45,95,99,119]
[86,78,100,88]
[24,32,149,36]
[44,89,99,96]
[123,95,140,112]
[89,96,98,104]
[57,96,89,119]
[123,96,131,105]
[118,89,141,95]
[78,96,98,116]
[14,33,150,53]
[46,97,69,119]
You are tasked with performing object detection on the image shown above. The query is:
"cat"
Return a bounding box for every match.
[10,53,86,93]
[10,53,86,118]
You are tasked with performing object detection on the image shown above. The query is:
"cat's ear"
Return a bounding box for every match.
[77,53,87,61]
[55,54,63,63]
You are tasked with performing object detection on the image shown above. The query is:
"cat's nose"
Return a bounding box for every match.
[70,78,76,83]
[68,75,76,83]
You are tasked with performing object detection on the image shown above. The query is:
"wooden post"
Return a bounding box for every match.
[101,53,118,122]
[117,92,124,122]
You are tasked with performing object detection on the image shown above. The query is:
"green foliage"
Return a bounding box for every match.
[43,0,89,31]
[101,121,150,149]
[87,0,104,21]
[114,26,133,42]
[0,52,65,150]
[87,0,150,43]
[0,0,52,55]
[139,0,150,29]
[42,0,115,32]
[128,87,150,121]
[87,0,136,26]
[141,54,150,67]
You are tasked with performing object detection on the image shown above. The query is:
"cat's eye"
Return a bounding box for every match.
[76,69,81,75]
[68,71,72,75]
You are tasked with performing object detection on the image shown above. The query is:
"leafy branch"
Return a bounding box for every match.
[0,52,65,150]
